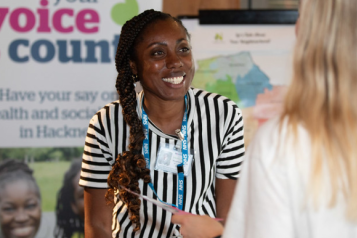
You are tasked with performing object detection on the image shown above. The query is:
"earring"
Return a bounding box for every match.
[132,74,138,87]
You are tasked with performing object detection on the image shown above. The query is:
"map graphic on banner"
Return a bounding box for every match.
[182,19,296,144]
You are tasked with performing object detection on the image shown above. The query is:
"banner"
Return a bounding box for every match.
[0,1,162,238]
[0,0,162,148]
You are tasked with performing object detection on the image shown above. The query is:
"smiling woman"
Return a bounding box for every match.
[0,159,41,238]
[79,9,245,238]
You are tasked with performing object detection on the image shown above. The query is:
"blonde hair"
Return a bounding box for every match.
[281,0,357,220]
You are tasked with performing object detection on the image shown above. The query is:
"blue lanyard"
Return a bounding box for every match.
[141,95,188,210]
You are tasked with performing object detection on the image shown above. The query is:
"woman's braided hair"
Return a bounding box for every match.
[54,159,84,238]
[105,9,188,232]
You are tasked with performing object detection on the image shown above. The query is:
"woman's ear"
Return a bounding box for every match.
[129,60,138,75]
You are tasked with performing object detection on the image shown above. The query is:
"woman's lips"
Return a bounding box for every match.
[11,226,35,238]
[162,73,186,85]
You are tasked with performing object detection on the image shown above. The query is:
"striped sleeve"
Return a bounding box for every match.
[216,102,245,179]
[79,107,114,188]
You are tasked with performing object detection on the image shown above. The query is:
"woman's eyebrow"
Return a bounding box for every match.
[177,38,187,43]
[147,42,167,48]
[146,38,188,48]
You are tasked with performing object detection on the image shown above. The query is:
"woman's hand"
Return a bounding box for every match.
[171,214,223,238]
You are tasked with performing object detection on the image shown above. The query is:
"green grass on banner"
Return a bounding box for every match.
[29,161,71,212]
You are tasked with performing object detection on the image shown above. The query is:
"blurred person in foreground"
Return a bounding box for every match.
[172,0,357,237]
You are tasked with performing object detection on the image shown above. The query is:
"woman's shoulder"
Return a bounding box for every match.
[248,117,282,150]
[100,100,121,110]
[255,116,309,144]
[190,87,241,110]
[191,87,233,101]
[248,116,310,160]
[88,100,121,124]
[254,116,282,138]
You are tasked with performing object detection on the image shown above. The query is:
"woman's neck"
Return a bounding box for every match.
[142,95,186,135]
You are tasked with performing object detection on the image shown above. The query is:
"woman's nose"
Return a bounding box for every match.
[166,52,183,69]
[14,209,30,222]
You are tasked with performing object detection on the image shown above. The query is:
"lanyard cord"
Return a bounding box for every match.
[141,95,188,210]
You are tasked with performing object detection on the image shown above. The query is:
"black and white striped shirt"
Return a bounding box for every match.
[79,88,245,237]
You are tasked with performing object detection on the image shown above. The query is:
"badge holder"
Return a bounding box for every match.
[154,142,194,176]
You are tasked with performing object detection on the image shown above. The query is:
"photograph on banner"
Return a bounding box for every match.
[0,159,42,238]
[182,19,296,145]
[0,149,84,238]
[0,1,162,238]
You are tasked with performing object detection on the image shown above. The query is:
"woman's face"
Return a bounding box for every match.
[0,180,41,238]
[71,171,84,220]
[130,18,195,102]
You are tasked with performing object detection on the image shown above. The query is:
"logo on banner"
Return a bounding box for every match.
[111,0,139,26]
[0,0,139,63]
[214,33,224,43]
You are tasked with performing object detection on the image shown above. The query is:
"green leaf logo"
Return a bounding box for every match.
[215,33,223,41]
[111,0,139,26]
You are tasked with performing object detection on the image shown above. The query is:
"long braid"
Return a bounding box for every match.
[106,10,166,232]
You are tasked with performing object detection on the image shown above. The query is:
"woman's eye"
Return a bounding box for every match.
[2,207,15,213]
[25,201,38,210]
[153,51,164,56]
[180,47,190,53]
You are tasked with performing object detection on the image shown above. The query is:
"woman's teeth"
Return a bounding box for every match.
[12,226,34,236]
[162,76,184,84]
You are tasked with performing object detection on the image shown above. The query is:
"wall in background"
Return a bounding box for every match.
[163,0,298,18]
[163,0,240,17]
[240,0,298,9]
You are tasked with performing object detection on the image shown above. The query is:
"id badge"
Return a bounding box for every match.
[154,142,194,176]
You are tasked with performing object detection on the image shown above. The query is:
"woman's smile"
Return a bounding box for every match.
[162,73,186,85]
[10,226,36,238]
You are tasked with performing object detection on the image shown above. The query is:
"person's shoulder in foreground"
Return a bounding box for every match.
[223,115,357,238]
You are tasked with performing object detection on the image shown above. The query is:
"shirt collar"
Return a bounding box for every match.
[136,88,195,138]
